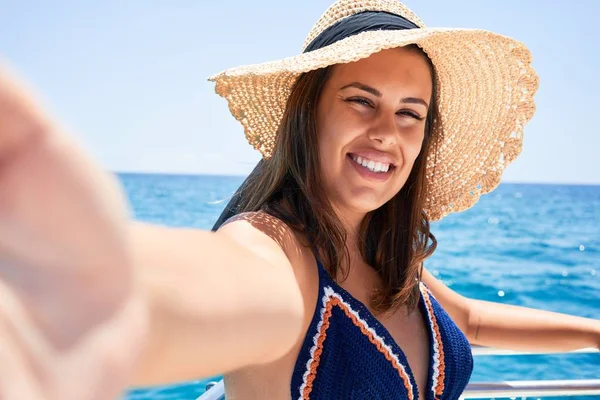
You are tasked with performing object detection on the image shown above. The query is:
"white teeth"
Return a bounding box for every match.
[351,155,391,173]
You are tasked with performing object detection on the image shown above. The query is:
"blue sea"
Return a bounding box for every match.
[119,173,600,400]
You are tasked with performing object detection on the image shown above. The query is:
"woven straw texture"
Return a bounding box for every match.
[208,0,539,221]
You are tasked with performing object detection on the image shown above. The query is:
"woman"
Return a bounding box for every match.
[0,0,598,399]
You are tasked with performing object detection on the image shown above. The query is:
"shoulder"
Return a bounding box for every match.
[216,211,307,272]
[217,209,320,321]
[219,211,296,246]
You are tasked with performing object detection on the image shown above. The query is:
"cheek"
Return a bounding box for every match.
[405,130,426,162]
[318,129,347,182]
[317,106,361,159]
[407,139,424,162]
[394,134,425,186]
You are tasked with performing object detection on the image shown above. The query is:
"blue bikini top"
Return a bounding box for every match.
[291,256,473,400]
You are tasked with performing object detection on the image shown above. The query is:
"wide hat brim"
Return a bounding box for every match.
[208,27,539,221]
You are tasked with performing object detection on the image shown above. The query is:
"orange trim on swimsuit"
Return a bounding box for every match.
[421,287,446,399]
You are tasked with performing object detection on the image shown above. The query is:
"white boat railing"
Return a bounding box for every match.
[471,346,599,356]
[197,380,225,400]
[462,379,600,399]
[196,347,599,400]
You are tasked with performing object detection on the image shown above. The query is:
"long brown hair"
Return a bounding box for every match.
[215,45,438,315]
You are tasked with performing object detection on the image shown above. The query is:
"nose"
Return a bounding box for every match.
[367,113,398,146]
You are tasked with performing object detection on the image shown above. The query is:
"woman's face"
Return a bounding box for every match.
[316,46,432,218]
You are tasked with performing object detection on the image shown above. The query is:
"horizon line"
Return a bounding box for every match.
[111,170,600,187]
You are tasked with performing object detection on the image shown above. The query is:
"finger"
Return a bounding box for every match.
[0,59,56,164]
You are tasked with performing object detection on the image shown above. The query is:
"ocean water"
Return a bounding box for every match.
[119,173,600,400]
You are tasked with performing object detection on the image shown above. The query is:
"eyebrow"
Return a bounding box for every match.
[340,82,429,109]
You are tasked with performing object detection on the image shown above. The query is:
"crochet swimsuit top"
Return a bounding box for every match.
[291,256,474,400]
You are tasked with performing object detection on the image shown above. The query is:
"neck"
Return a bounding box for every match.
[334,206,367,261]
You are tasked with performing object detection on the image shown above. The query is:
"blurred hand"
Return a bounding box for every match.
[0,62,148,399]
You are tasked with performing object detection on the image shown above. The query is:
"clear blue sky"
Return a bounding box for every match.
[2,0,598,184]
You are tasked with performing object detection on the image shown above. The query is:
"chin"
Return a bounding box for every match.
[341,191,394,215]
[323,172,405,217]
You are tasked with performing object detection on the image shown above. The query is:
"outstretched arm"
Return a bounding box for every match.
[422,268,600,352]
[129,216,305,386]
[465,298,599,352]
[0,62,148,400]
[0,62,305,399]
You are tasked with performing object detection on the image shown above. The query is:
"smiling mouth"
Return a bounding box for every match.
[348,154,396,174]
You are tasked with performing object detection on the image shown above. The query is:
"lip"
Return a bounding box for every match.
[347,154,393,182]
[348,149,397,167]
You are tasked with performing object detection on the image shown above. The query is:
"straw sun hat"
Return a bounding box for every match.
[208,0,539,221]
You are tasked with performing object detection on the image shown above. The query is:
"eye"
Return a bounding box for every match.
[346,97,374,108]
[397,110,425,121]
